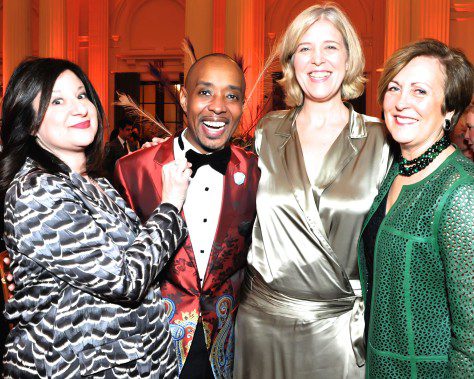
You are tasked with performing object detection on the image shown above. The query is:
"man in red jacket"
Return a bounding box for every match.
[115,54,259,379]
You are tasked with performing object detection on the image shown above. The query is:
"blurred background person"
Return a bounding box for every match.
[463,98,474,156]
[451,100,474,160]
[0,57,191,378]
[103,118,134,180]
[359,39,474,378]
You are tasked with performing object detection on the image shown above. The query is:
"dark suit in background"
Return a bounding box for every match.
[104,138,128,181]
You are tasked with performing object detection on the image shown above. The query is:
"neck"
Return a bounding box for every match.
[298,98,348,130]
[36,137,87,173]
[400,129,445,160]
[183,130,225,154]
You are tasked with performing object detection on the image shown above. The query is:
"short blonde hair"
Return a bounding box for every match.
[278,2,366,107]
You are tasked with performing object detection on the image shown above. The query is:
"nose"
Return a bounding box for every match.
[394,89,410,110]
[465,126,472,145]
[208,94,227,114]
[71,98,88,116]
[311,48,325,66]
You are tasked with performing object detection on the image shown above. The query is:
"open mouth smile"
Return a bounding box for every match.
[394,115,418,125]
[308,71,331,80]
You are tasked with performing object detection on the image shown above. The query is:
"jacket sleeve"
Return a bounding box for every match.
[437,180,474,377]
[9,173,187,304]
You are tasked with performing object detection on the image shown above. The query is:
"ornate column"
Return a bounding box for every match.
[88,0,109,116]
[185,0,213,74]
[39,0,67,58]
[412,0,450,43]
[384,0,411,61]
[3,0,33,91]
[66,0,80,63]
[225,0,265,134]
[213,0,226,53]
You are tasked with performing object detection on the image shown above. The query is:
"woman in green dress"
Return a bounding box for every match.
[359,39,474,378]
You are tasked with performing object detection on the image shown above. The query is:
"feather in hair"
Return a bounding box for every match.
[114,92,172,136]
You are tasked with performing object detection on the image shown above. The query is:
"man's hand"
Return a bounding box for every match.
[161,158,192,211]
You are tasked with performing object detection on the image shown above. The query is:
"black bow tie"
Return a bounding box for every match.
[185,147,231,177]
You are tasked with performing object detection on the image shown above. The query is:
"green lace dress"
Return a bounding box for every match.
[358,149,474,378]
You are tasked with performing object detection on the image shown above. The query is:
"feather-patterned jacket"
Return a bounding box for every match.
[2,158,186,378]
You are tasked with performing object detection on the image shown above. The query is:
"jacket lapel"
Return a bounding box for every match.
[153,138,198,270]
[313,104,362,197]
[204,147,242,281]
[276,108,329,242]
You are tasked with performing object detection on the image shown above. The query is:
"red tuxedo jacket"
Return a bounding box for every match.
[114,138,259,377]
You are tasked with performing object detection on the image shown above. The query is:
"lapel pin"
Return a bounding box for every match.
[234,172,245,185]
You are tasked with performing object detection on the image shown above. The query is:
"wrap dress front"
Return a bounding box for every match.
[234,104,392,379]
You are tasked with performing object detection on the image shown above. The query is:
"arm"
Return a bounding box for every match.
[9,173,187,304]
[437,180,474,377]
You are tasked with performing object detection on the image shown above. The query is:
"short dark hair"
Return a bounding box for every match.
[118,118,132,130]
[378,39,474,127]
[185,53,245,93]
[0,57,105,195]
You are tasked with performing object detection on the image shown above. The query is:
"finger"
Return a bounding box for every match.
[3,257,10,265]
[183,168,192,180]
[8,284,14,292]
[174,158,188,172]
[7,273,13,281]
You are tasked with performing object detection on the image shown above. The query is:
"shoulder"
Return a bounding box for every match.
[354,110,386,137]
[6,165,72,210]
[116,143,166,169]
[257,110,292,131]
[105,138,121,150]
[230,144,258,163]
[451,150,474,178]
[437,153,474,216]
[351,109,390,149]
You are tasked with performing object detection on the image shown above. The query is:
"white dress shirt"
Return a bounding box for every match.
[173,131,224,286]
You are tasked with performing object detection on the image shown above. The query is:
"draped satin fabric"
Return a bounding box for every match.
[234,104,392,379]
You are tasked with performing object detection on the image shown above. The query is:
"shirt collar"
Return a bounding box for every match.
[117,135,126,146]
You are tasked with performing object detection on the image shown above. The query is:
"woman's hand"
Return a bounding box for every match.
[141,136,170,149]
[161,158,192,211]
[3,256,15,294]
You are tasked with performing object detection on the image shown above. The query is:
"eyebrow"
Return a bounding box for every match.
[51,85,86,93]
[390,80,433,89]
[297,40,341,47]
[196,81,242,92]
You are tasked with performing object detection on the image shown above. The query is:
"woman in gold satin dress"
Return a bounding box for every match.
[234,4,392,378]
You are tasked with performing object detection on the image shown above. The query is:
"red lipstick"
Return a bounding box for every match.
[70,120,90,129]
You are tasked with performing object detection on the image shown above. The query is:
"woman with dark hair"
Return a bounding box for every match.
[359,39,474,378]
[0,57,191,378]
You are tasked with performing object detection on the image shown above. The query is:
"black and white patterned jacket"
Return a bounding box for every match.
[3,158,186,378]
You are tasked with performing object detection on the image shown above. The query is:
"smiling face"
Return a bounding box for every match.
[383,56,453,156]
[180,56,245,153]
[464,104,474,154]
[293,18,348,104]
[35,70,98,160]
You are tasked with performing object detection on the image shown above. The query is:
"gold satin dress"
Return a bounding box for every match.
[234,104,392,379]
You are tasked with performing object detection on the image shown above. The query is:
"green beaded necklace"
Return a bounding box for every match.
[398,134,451,177]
